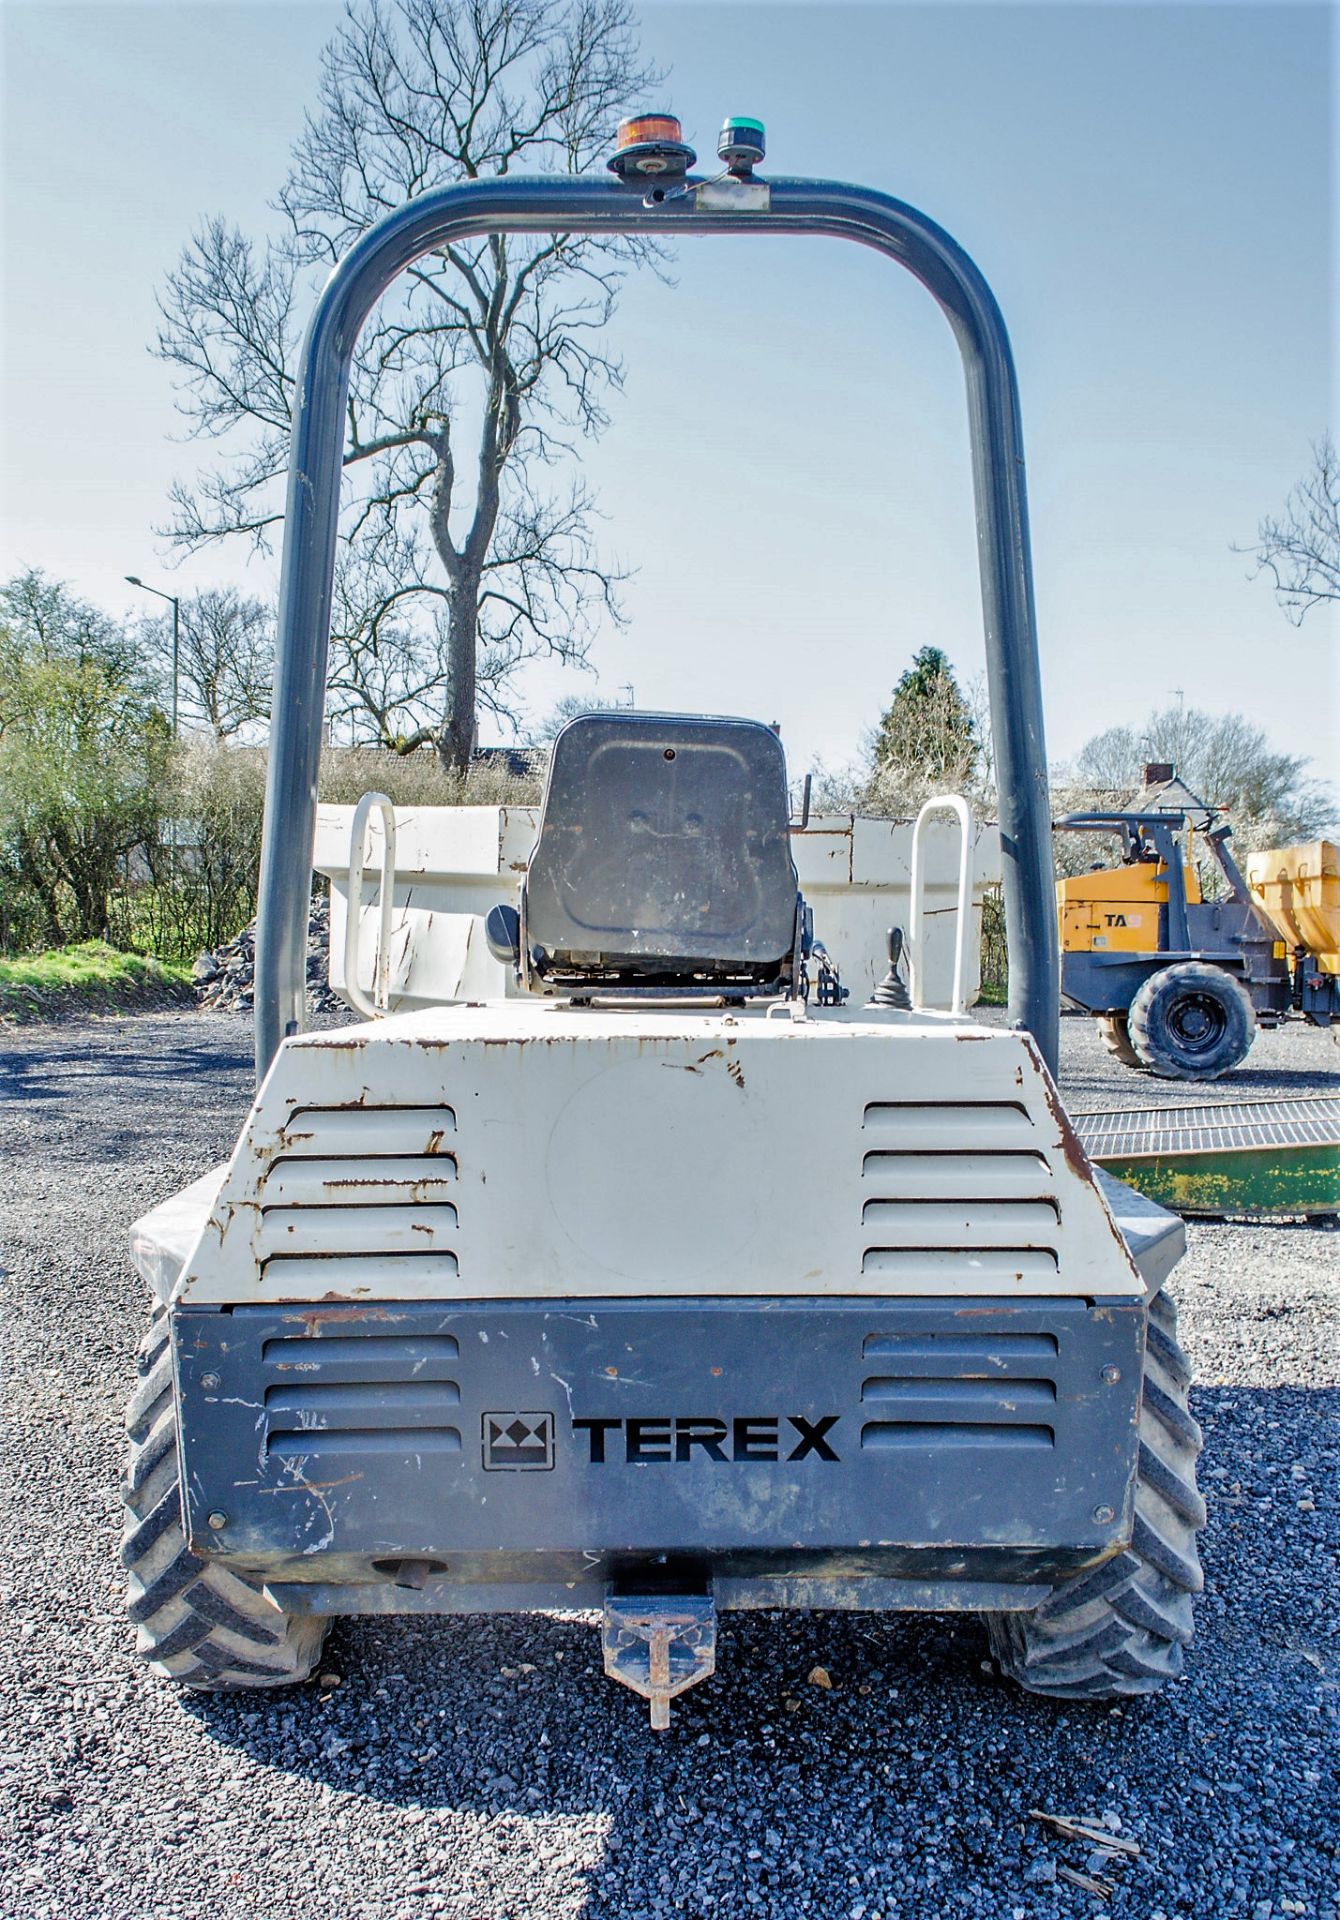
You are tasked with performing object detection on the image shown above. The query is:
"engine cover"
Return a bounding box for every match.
[174,1002,1144,1307]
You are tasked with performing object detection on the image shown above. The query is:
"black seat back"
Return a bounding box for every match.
[524,712,799,984]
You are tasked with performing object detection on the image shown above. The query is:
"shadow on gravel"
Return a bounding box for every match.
[1,1025,253,1161]
[1061,1053,1339,1111]
[175,1383,1336,1919]
[3,1032,250,1095]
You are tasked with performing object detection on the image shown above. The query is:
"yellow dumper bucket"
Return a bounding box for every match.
[1246,841,1340,974]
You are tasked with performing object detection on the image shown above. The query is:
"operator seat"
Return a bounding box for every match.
[522,712,801,988]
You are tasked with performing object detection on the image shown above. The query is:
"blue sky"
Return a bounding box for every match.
[1,0,1333,782]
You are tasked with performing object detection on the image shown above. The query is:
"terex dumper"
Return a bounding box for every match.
[121,115,1205,1726]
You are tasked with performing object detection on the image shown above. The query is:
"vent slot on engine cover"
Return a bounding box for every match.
[251,1314,462,1461]
[861,1103,1060,1282]
[859,1325,1059,1450]
[258,1105,459,1290]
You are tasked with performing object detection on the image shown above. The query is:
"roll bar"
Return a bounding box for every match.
[256,172,1059,1079]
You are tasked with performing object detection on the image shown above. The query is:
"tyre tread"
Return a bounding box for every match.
[1098,1013,1142,1069]
[985,1287,1204,1700]
[121,1305,326,1690]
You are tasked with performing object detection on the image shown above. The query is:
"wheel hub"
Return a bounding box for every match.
[1169,993,1227,1053]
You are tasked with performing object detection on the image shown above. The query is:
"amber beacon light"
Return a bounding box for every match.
[607,113,697,178]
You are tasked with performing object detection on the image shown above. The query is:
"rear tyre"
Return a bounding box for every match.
[984,1287,1205,1699]
[1098,1012,1141,1068]
[122,1304,328,1689]
[1127,962,1255,1080]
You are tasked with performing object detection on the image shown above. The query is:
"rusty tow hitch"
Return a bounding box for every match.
[601,1591,717,1729]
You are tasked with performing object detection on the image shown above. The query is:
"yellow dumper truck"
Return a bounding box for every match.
[1056,782,1338,1079]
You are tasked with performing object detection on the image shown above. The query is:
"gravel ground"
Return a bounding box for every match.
[1,1009,1335,1920]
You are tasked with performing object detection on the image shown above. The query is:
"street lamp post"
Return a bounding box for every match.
[125,575,180,736]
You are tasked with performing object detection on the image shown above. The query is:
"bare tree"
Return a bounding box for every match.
[1250,434,1340,622]
[529,688,630,741]
[1066,704,1334,846]
[156,0,659,769]
[142,588,274,738]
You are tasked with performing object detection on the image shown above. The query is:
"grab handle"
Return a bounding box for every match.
[909,795,974,1014]
[343,792,397,1020]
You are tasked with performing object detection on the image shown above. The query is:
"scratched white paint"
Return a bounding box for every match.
[138,1002,1141,1308]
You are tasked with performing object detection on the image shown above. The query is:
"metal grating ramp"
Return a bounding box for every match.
[1075,1095,1340,1160]
[1074,1096,1339,1218]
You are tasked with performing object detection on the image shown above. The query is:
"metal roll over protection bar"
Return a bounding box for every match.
[256,170,1059,1080]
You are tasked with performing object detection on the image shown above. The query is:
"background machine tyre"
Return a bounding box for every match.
[122,1305,328,1689]
[1098,1011,1142,1068]
[984,1287,1205,1699]
[1127,961,1256,1080]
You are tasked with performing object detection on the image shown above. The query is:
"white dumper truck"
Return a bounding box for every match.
[120,117,1204,1727]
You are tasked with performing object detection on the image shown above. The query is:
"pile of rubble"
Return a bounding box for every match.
[192,893,344,1015]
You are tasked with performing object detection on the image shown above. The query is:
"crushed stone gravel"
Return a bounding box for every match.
[192,892,343,1016]
[1,1007,1335,1920]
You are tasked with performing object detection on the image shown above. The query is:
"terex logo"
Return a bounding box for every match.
[573,1415,841,1464]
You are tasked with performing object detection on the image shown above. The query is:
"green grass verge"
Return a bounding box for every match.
[0,941,194,1023]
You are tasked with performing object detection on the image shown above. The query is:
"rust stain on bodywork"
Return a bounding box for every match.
[1024,1032,1140,1275]
[283,1305,406,1336]
[256,1472,364,1495]
[1019,1032,1095,1183]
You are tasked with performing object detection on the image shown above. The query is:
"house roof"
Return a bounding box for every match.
[1136,768,1218,827]
[471,745,550,780]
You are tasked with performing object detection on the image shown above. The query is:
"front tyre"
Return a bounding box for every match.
[1127,961,1255,1080]
[985,1288,1205,1698]
[121,1305,328,1689]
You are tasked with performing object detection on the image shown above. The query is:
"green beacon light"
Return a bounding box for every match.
[717,116,766,176]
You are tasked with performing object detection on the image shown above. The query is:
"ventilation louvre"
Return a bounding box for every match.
[268,1427,462,1460]
[863,1101,1035,1144]
[863,1330,1059,1364]
[861,1103,1059,1283]
[280,1106,456,1156]
[859,1319,1061,1451]
[263,1158,456,1207]
[258,1105,460,1289]
[262,1332,459,1375]
[861,1150,1052,1199]
[861,1378,1057,1410]
[862,1422,1054,1450]
[241,1308,464,1462]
